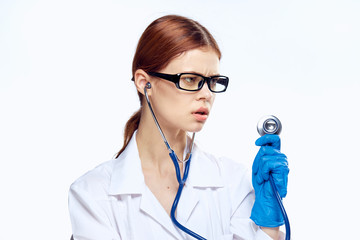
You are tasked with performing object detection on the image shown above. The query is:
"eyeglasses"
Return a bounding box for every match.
[148,72,229,93]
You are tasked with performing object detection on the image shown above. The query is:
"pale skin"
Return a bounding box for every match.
[133,47,280,239]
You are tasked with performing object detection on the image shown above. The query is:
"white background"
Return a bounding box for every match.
[1,0,359,239]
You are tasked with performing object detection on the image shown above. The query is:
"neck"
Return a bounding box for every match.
[136,107,188,174]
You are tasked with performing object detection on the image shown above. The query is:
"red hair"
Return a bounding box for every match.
[116,15,221,157]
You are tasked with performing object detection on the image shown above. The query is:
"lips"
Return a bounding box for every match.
[192,107,209,122]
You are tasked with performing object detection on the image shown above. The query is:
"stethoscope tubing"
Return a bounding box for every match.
[269,175,291,240]
[169,151,207,240]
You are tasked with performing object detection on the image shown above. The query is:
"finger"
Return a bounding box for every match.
[256,165,264,185]
[253,146,283,175]
[255,134,281,150]
[259,156,283,179]
[270,158,289,198]
[262,155,288,172]
[252,147,264,175]
[261,146,284,156]
[258,155,288,184]
[272,169,289,198]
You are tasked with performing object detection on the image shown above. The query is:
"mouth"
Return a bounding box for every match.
[192,108,209,121]
[195,111,207,115]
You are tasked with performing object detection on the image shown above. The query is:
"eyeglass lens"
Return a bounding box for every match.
[179,74,227,92]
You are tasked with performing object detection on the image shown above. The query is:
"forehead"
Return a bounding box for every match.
[161,48,220,76]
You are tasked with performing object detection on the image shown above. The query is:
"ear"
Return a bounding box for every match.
[134,69,151,96]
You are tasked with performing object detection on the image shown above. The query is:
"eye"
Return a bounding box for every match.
[179,74,204,90]
[209,78,217,87]
[183,76,196,83]
[180,74,201,85]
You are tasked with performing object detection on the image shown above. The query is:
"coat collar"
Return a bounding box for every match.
[108,132,145,195]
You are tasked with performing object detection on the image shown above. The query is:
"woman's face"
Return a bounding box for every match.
[149,47,220,133]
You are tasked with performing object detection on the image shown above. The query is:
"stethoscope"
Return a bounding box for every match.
[144,82,290,240]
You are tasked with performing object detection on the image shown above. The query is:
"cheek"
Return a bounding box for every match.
[165,93,190,116]
[152,88,185,117]
[157,95,194,126]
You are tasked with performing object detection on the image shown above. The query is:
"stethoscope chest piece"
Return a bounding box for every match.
[257,115,282,136]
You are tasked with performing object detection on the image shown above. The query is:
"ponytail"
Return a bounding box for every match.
[115,108,141,158]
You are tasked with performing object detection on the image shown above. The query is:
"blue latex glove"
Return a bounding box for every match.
[250,134,289,227]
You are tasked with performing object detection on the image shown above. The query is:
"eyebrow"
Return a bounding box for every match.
[182,71,221,77]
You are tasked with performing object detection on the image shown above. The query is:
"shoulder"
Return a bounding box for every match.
[69,159,116,200]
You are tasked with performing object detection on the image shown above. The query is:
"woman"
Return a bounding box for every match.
[69,15,289,240]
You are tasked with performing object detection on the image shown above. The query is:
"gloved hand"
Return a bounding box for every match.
[250,134,289,227]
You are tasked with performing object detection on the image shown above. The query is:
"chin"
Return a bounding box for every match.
[186,122,206,133]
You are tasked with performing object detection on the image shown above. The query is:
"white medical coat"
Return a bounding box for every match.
[69,133,280,240]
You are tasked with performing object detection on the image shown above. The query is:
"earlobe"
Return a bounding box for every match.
[134,69,151,96]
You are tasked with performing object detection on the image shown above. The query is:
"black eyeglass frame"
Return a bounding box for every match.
[147,72,229,93]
